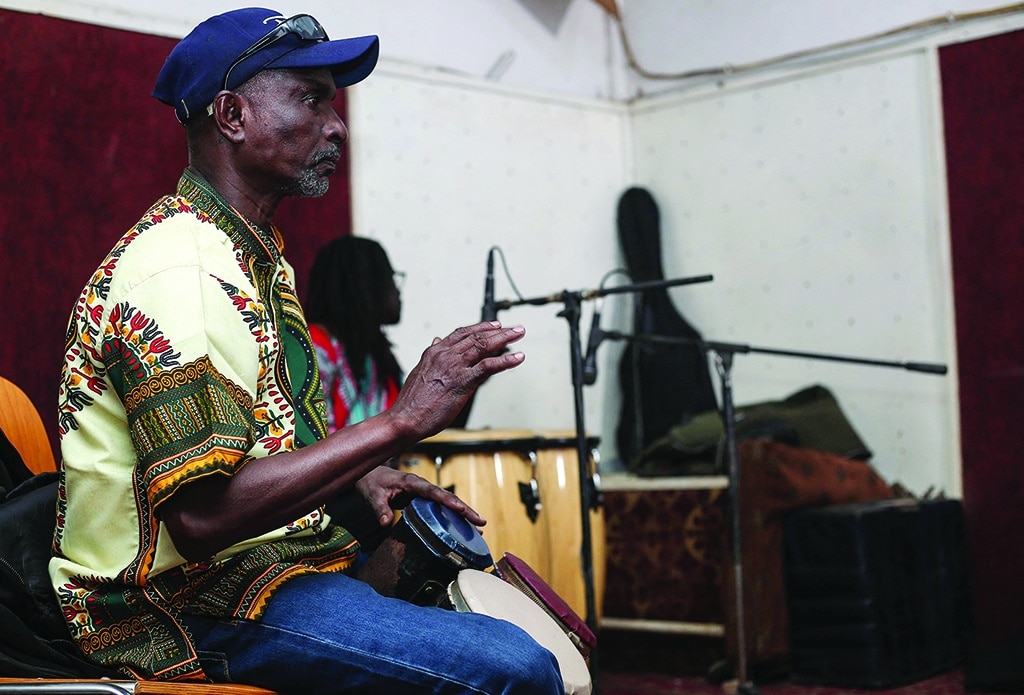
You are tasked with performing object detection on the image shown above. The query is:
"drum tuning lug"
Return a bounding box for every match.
[589,472,603,510]
[518,479,542,523]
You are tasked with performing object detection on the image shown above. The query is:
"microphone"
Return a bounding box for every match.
[480,248,497,322]
[581,297,603,385]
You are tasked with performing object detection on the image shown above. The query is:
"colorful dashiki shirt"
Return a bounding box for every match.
[50,168,360,681]
[308,324,400,432]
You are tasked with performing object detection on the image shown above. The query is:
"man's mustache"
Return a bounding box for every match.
[312,145,341,166]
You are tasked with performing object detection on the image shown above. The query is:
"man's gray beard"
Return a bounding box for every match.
[283,145,339,198]
[292,168,330,197]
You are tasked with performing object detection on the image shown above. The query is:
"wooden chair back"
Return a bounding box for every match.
[0,376,57,474]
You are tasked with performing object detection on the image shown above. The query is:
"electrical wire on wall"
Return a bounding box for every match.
[597,1,1024,83]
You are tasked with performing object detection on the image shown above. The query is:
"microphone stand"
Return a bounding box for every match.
[491,274,714,693]
[597,329,947,695]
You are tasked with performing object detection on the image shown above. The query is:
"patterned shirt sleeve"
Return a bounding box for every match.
[102,251,261,511]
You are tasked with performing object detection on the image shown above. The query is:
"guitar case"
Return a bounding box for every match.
[615,187,718,473]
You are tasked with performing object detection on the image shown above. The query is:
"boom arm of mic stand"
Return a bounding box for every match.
[492,274,715,313]
[601,332,948,375]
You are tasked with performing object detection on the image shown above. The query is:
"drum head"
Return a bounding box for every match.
[404,497,493,569]
[448,570,592,695]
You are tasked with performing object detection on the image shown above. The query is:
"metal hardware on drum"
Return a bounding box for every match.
[518,449,541,522]
[357,497,493,608]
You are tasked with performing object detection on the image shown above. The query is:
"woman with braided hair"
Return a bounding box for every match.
[306,236,405,431]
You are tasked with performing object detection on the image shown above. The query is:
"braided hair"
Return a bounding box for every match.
[305,236,402,393]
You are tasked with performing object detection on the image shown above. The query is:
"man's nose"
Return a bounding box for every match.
[327,108,348,144]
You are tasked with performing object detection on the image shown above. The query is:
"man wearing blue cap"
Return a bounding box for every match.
[49,8,563,694]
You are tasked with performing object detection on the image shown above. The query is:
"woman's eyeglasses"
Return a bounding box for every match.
[392,271,406,291]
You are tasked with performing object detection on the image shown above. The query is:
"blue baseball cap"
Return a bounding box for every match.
[153,8,379,125]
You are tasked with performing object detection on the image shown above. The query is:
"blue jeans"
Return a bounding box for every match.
[180,572,564,694]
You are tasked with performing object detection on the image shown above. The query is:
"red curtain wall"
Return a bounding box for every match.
[0,9,352,458]
[939,30,1024,661]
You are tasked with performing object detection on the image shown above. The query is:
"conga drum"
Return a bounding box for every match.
[448,569,592,695]
[399,429,550,578]
[531,431,606,623]
[357,497,493,607]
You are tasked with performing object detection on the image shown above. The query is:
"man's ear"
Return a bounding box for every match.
[210,90,246,144]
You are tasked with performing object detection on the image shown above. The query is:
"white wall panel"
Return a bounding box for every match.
[628,50,960,495]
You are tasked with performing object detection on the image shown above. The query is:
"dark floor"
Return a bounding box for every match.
[598,669,978,695]
[593,631,1019,695]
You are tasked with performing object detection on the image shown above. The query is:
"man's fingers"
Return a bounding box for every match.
[418,481,487,527]
[477,349,526,373]
[436,322,523,351]
[418,325,525,377]
[455,324,526,359]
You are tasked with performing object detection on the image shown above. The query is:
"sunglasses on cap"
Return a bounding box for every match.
[222,14,329,91]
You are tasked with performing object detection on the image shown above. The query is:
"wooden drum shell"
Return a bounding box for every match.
[399,428,605,622]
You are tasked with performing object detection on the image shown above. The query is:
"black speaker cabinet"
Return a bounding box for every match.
[784,498,970,688]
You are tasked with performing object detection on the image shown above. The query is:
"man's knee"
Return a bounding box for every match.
[478,621,565,694]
